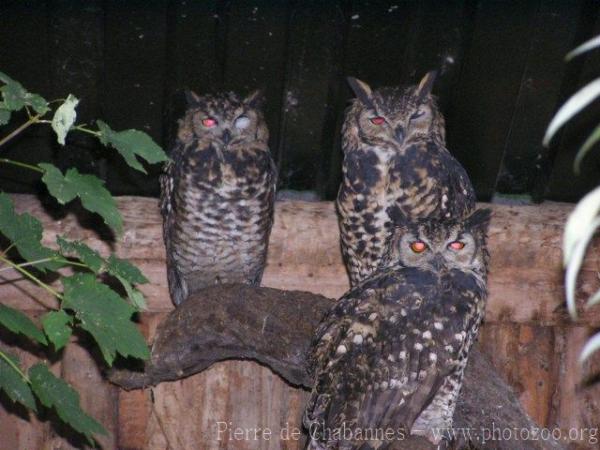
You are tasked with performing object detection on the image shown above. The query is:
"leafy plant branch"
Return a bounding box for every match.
[0,70,167,444]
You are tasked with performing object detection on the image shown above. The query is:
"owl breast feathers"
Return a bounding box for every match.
[160,90,277,305]
[337,72,476,287]
[304,209,491,449]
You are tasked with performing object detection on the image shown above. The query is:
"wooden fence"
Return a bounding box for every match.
[0,195,599,449]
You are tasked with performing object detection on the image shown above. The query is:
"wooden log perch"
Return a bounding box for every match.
[6,195,600,327]
[109,284,565,450]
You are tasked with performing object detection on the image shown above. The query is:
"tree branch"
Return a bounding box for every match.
[108,284,564,450]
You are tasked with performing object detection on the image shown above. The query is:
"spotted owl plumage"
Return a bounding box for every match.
[304,209,491,449]
[159,90,277,306]
[337,72,476,286]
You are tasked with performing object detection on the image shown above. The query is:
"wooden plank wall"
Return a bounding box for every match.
[1,1,600,202]
[1,195,600,449]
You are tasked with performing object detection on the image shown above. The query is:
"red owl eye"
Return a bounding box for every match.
[202,118,217,128]
[410,241,427,253]
[370,116,385,125]
[448,241,465,251]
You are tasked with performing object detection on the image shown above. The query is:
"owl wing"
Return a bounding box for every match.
[305,269,463,448]
[159,141,188,305]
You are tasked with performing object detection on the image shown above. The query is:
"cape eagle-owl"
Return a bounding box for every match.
[304,208,491,449]
[337,72,476,286]
[160,90,277,305]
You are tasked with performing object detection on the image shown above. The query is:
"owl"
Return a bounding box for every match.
[303,208,491,449]
[337,72,476,286]
[159,90,277,306]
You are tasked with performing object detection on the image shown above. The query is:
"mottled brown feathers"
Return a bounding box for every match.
[337,73,475,286]
[305,210,491,449]
[160,90,276,306]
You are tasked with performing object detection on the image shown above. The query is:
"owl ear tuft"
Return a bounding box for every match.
[244,89,265,109]
[415,71,437,102]
[464,208,492,233]
[185,90,202,106]
[347,76,375,109]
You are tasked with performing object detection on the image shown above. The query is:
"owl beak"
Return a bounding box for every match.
[431,254,446,271]
[395,126,405,144]
[222,129,232,145]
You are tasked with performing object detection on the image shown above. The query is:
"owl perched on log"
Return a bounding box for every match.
[304,209,491,449]
[337,72,476,286]
[160,90,277,306]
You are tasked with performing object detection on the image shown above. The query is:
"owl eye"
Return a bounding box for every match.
[202,118,217,128]
[235,115,251,130]
[410,110,425,121]
[448,241,465,251]
[410,241,428,253]
[370,116,385,125]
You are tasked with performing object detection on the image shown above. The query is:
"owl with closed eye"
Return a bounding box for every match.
[304,209,491,449]
[337,72,476,287]
[160,90,277,306]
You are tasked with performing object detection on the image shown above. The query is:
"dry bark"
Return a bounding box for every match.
[109,284,565,450]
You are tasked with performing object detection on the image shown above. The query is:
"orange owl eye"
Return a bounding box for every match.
[410,241,427,253]
[202,118,217,128]
[370,116,385,125]
[448,241,465,251]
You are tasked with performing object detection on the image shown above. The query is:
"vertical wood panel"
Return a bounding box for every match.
[163,0,222,150]
[325,0,421,198]
[545,5,600,203]
[48,0,105,179]
[479,324,558,427]
[494,0,583,200]
[103,0,168,196]
[0,0,51,194]
[117,312,162,450]
[278,1,344,193]
[61,339,119,449]
[447,0,540,201]
[222,0,289,168]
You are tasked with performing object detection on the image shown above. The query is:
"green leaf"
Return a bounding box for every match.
[543,78,600,146]
[57,236,104,273]
[116,275,147,311]
[0,193,63,271]
[0,352,37,411]
[0,107,10,125]
[96,120,167,174]
[574,123,600,175]
[0,304,47,345]
[51,94,79,146]
[41,310,73,351]
[106,254,148,285]
[0,71,49,115]
[29,362,106,443]
[39,164,123,234]
[62,273,150,365]
[567,35,600,61]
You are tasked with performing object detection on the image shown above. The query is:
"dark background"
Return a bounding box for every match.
[1,0,599,203]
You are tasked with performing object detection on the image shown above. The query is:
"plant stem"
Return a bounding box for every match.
[0,158,44,173]
[0,114,43,149]
[73,125,101,137]
[0,243,16,259]
[0,349,30,383]
[0,255,62,299]
[0,257,89,273]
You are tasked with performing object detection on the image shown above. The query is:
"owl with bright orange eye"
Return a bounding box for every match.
[304,209,491,449]
[382,209,490,275]
[160,89,277,306]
